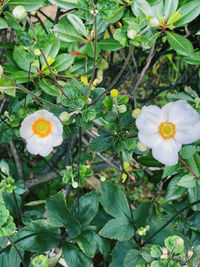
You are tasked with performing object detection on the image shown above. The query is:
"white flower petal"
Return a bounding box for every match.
[168,100,200,127]
[26,135,53,157]
[52,134,63,147]
[138,132,161,148]
[152,138,182,166]
[43,113,63,136]
[136,105,164,134]
[175,121,200,144]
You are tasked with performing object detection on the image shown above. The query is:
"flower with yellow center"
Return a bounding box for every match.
[20,110,63,157]
[136,100,200,166]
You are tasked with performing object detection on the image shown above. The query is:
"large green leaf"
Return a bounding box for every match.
[0,197,9,227]
[188,181,200,211]
[123,249,145,267]
[40,40,60,65]
[98,38,123,51]
[46,192,81,238]
[74,191,99,227]
[89,133,114,152]
[54,23,83,42]
[167,32,193,56]
[131,0,153,17]
[164,0,179,19]
[13,46,38,72]
[0,18,8,30]
[67,13,89,38]
[39,79,60,96]
[165,175,186,202]
[185,152,200,177]
[175,0,200,27]
[177,174,196,188]
[76,231,97,257]
[101,181,131,218]
[13,220,60,253]
[63,243,92,267]
[48,0,77,9]
[52,53,74,72]
[9,0,45,11]
[100,216,134,241]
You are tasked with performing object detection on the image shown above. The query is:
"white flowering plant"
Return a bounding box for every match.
[0,0,200,266]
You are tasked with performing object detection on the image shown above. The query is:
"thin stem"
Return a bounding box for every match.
[143,199,200,246]
[179,156,198,178]
[92,46,134,105]
[6,236,26,267]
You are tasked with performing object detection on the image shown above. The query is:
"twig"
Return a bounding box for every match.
[179,156,198,178]
[132,43,155,94]
[9,140,25,181]
[6,236,26,267]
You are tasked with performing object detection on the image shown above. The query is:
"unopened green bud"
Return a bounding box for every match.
[59,112,70,122]
[132,108,141,119]
[127,29,137,40]
[195,97,200,104]
[1,167,7,173]
[118,104,127,113]
[100,176,106,182]
[0,65,3,78]
[176,238,184,246]
[34,49,41,56]
[72,181,79,188]
[149,17,159,27]
[12,6,27,20]
[137,142,147,152]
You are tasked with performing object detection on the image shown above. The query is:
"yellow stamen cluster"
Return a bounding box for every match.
[159,122,176,140]
[32,118,51,138]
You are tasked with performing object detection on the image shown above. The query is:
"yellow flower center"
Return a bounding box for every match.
[159,121,176,140]
[32,118,51,138]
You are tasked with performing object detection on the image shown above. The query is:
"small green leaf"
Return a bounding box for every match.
[167,32,193,56]
[150,245,162,258]
[98,38,123,51]
[179,145,197,159]
[177,174,196,188]
[89,133,114,152]
[52,53,74,72]
[82,107,96,122]
[113,27,128,47]
[163,164,179,178]
[76,231,97,257]
[100,216,134,241]
[103,96,114,110]
[0,18,8,30]
[165,175,186,202]
[48,0,77,9]
[164,0,179,19]
[67,13,89,38]
[54,23,83,42]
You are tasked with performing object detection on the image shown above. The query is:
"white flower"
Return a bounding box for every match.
[20,110,63,157]
[136,100,200,166]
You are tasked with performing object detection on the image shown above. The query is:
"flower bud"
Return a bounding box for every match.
[132,108,141,119]
[110,89,118,98]
[1,167,7,173]
[137,142,147,152]
[87,98,92,105]
[117,104,127,113]
[34,49,41,56]
[195,97,200,104]
[127,29,137,40]
[12,6,27,20]
[100,176,106,182]
[59,112,70,122]
[187,251,193,259]
[72,181,78,188]
[176,237,184,246]
[0,65,3,78]
[149,17,159,27]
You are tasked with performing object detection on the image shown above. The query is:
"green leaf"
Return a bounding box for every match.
[98,38,123,51]
[76,231,97,257]
[110,240,138,267]
[137,154,163,167]
[54,23,83,42]
[52,53,74,72]
[68,98,85,110]
[48,0,77,9]
[101,181,131,218]
[163,164,179,178]
[185,152,200,177]
[13,220,60,253]
[9,0,45,11]
[100,216,134,241]
[113,27,128,47]
[82,107,96,122]
[103,96,114,110]
[123,140,137,151]
[93,233,111,257]
[177,174,196,188]
[40,40,60,65]
[150,245,162,258]
[0,18,8,30]
[164,0,179,19]
[165,175,186,202]
[67,13,89,38]
[188,180,200,211]
[117,95,129,105]
[167,32,193,56]
[106,6,125,24]
[39,79,60,96]
[13,46,38,72]
[131,0,153,17]
[74,191,99,227]
[175,0,200,27]
[179,145,197,159]
[165,235,184,254]
[0,197,9,227]
[123,249,145,267]
[63,243,92,267]
[89,133,114,152]
[46,192,81,238]
[63,79,86,99]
